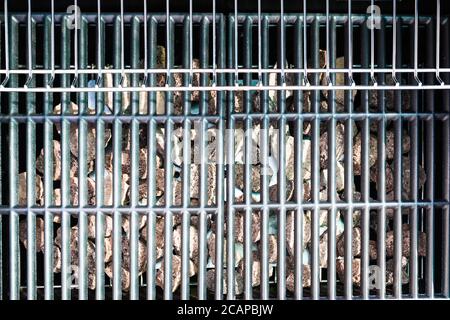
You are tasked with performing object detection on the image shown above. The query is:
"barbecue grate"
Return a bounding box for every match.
[0,0,449,300]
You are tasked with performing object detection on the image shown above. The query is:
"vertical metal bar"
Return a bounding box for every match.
[112,15,123,300]
[277,6,287,300]
[279,0,285,84]
[226,12,236,300]
[212,0,217,84]
[181,11,192,301]
[129,15,141,300]
[26,4,37,299]
[392,0,398,82]
[424,20,435,299]
[77,15,89,301]
[198,16,210,301]
[347,0,354,85]
[49,0,55,87]
[302,0,308,86]
[370,0,376,85]
[1,0,9,89]
[360,15,370,300]
[61,15,72,301]
[325,0,330,85]
[8,15,19,300]
[143,0,148,84]
[163,137,174,300]
[233,0,238,85]
[376,17,386,300]
[165,0,171,82]
[43,11,54,301]
[95,3,106,300]
[215,12,226,301]
[327,14,337,301]
[243,16,253,300]
[96,0,103,85]
[345,3,355,300]
[442,16,450,299]
[146,15,158,300]
[24,0,32,87]
[163,10,175,300]
[259,14,269,301]
[257,0,261,84]
[345,0,356,301]
[414,0,422,85]
[0,15,2,300]
[189,0,193,83]
[344,23,355,300]
[435,0,443,84]
[310,17,320,300]
[293,14,304,301]
[409,20,419,299]
[392,13,403,300]
[72,0,78,87]
[120,0,125,83]
[7,12,19,301]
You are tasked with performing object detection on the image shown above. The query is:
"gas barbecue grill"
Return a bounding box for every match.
[0,0,449,300]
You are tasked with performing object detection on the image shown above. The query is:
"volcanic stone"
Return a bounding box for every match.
[337,227,362,257]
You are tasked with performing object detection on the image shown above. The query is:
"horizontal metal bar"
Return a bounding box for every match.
[0,201,447,214]
[2,13,432,25]
[0,113,446,123]
[2,67,450,75]
[2,84,450,92]
[16,285,450,300]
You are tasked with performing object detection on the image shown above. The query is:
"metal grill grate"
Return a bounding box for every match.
[0,0,449,300]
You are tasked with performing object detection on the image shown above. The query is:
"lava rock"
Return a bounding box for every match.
[87,214,113,239]
[385,224,427,258]
[233,211,261,243]
[286,262,311,291]
[237,258,274,287]
[156,255,197,293]
[36,140,62,180]
[173,225,199,264]
[19,217,45,252]
[385,130,411,160]
[105,264,131,292]
[121,215,147,237]
[257,234,278,264]
[336,257,361,286]
[369,240,378,260]
[18,172,44,206]
[337,227,362,257]
[320,123,345,169]
[286,211,311,256]
[121,236,147,273]
[120,148,148,181]
[206,269,244,296]
[353,132,378,176]
[141,216,165,260]
[370,162,395,194]
[385,256,409,285]
[53,245,62,272]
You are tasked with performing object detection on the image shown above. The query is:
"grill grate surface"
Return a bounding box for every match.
[0,0,449,300]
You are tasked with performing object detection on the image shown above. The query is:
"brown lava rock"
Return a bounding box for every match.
[336,257,361,286]
[19,217,45,252]
[385,224,426,258]
[336,227,362,257]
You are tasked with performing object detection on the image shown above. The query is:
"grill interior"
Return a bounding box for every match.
[0,0,449,300]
